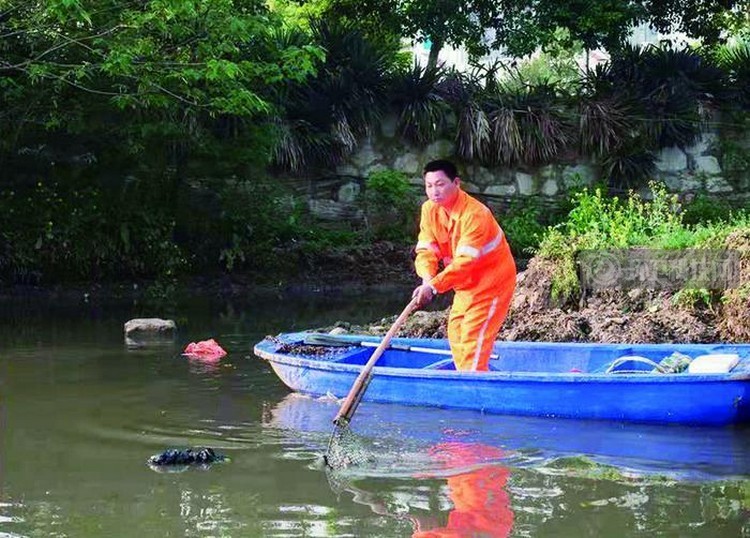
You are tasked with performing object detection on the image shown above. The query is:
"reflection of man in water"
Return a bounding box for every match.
[331,438,514,537]
[412,442,513,538]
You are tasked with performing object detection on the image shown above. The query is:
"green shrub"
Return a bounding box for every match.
[671,287,717,311]
[213,179,303,271]
[681,194,736,225]
[555,182,683,249]
[363,169,419,242]
[180,176,352,275]
[537,183,750,305]
[535,182,733,305]
[501,200,546,258]
[0,179,185,283]
[537,228,580,304]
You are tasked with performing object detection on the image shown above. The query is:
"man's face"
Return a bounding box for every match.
[424,170,460,208]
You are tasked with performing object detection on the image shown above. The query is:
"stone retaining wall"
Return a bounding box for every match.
[276,114,750,222]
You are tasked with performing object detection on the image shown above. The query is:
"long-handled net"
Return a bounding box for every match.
[323,298,419,470]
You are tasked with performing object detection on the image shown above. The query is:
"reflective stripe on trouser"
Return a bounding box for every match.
[447,284,514,372]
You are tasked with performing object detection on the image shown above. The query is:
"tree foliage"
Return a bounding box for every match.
[2,0,750,285]
[0,0,323,162]
[0,0,325,284]
[2,0,322,110]
[319,0,748,68]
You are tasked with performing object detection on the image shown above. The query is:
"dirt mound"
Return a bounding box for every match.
[380,257,724,343]
[353,253,744,344]
[508,257,558,312]
[318,232,748,344]
[502,287,719,343]
[717,228,750,342]
[342,309,449,338]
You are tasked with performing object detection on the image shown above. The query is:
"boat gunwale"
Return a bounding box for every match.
[253,344,750,384]
[276,332,750,352]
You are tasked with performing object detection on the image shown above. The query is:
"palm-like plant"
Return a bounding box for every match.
[271,20,394,172]
[578,98,632,158]
[601,140,657,191]
[642,81,704,149]
[488,104,523,165]
[435,68,473,107]
[606,45,722,149]
[272,118,308,172]
[389,63,450,146]
[715,41,750,110]
[313,19,392,128]
[578,44,725,190]
[440,67,495,162]
[578,64,633,158]
[272,117,345,172]
[455,70,570,167]
[512,81,571,165]
[456,101,491,161]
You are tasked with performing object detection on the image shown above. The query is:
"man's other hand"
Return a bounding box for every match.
[412,283,436,308]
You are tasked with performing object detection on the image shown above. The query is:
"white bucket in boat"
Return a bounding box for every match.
[687,354,740,374]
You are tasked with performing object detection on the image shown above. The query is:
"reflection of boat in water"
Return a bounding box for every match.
[263,393,750,480]
[265,395,750,537]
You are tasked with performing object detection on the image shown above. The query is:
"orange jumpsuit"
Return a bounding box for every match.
[415,189,516,371]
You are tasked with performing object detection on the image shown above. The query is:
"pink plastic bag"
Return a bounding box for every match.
[183,338,227,360]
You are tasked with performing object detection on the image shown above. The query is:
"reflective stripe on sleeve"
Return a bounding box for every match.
[480,231,504,256]
[455,245,480,258]
[416,240,440,253]
[456,231,504,259]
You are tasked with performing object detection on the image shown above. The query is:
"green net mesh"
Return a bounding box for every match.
[324,420,373,470]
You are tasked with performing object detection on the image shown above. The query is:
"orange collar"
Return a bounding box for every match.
[442,189,468,221]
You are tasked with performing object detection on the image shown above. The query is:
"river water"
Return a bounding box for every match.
[1,290,749,537]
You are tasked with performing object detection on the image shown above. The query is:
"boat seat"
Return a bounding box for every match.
[424,359,508,372]
[424,358,455,370]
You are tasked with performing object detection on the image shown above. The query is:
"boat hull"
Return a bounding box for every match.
[254,333,750,426]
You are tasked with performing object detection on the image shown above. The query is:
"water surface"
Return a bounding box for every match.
[1,291,749,537]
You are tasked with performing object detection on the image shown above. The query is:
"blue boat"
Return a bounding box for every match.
[253,332,750,426]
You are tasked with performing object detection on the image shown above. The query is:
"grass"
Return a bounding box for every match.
[536,182,750,305]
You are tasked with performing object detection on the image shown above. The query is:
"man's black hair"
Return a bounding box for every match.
[423,159,458,181]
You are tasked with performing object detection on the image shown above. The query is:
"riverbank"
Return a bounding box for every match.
[310,238,750,344]
[2,235,747,344]
[0,240,416,305]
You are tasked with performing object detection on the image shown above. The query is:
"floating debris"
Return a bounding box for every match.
[183,338,227,360]
[264,335,354,358]
[147,447,228,471]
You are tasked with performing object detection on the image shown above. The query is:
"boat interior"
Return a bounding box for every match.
[314,342,750,375]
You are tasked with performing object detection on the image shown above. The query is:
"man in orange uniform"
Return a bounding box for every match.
[412,160,516,371]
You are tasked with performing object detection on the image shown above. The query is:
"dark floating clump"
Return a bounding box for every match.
[265,335,353,357]
[147,447,228,469]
